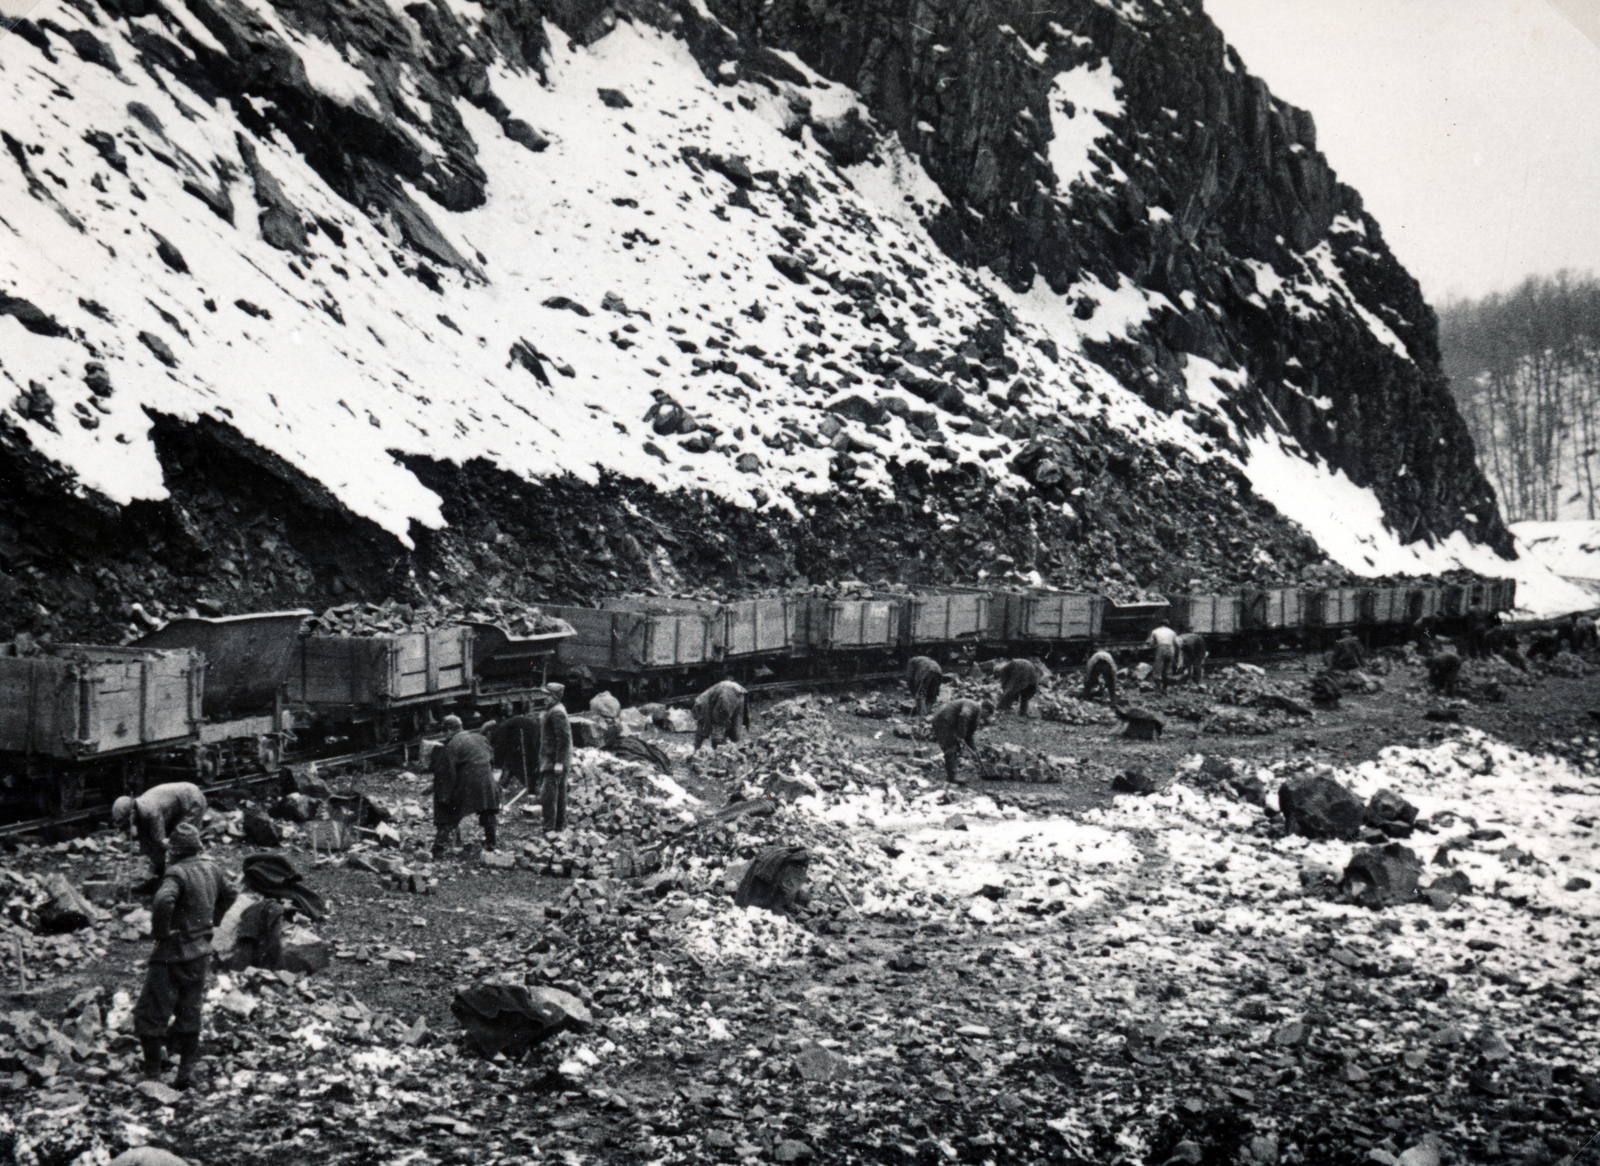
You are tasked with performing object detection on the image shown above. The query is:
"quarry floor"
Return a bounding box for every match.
[6,647,1600,1166]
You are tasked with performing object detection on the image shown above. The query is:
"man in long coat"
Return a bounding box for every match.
[135,823,237,1089]
[905,656,943,716]
[113,782,208,878]
[694,679,750,751]
[432,716,500,856]
[538,685,574,832]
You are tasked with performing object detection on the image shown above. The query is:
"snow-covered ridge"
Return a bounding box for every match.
[0,0,1521,597]
[1,11,1226,543]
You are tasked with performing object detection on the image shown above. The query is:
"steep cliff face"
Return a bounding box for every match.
[0,0,1512,637]
[719,0,1505,551]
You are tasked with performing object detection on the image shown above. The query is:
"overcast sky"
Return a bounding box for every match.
[1203,0,1600,306]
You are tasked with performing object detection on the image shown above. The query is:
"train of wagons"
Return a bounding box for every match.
[0,575,1515,822]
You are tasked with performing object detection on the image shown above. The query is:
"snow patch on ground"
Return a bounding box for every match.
[1510,520,1600,599]
[1242,434,1591,616]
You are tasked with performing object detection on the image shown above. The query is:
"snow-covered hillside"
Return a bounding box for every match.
[0,15,1222,541]
[0,0,1561,630]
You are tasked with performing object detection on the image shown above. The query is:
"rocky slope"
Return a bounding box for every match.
[0,0,1516,639]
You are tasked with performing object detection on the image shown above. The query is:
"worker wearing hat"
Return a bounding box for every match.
[112,782,208,877]
[431,715,499,857]
[134,822,237,1089]
[537,684,573,832]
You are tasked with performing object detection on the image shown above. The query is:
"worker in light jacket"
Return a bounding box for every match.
[113,782,207,878]
[693,679,750,751]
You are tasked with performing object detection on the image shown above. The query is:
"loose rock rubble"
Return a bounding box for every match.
[301,597,567,637]
[4,662,1600,1166]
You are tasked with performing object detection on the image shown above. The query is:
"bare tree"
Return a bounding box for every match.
[1441,272,1600,522]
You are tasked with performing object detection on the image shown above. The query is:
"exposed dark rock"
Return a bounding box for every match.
[151,231,188,274]
[0,294,68,338]
[1341,843,1422,908]
[138,331,178,367]
[502,118,549,152]
[734,845,810,912]
[1278,775,1364,841]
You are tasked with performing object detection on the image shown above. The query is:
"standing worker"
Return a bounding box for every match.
[1082,649,1118,704]
[930,698,991,785]
[905,656,944,716]
[1146,624,1179,694]
[431,716,500,857]
[693,679,750,750]
[112,782,208,879]
[1176,632,1208,684]
[995,658,1042,716]
[538,685,573,833]
[134,823,237,1090]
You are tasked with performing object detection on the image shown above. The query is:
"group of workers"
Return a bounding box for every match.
[909,623,1205,784]
[110,600,1583,1093]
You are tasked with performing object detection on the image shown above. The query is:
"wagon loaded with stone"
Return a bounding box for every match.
[0,610,309,824]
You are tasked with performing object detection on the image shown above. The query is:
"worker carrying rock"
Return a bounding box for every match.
[694,679,750,750]
[1146,624,1179,693]
[112,782,207,878]
[1176,633,1208,683]
[538,685,574,832]
[1082,649,1118,704]
[930,698,993,784]
[1329,633,1365,671]
[432,716,500,857]
[135,822,237,1090]
[995,658,1042,716]
[905,655,944,716]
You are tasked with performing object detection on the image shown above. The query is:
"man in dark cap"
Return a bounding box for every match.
[538,685,573,832]
[134,822,237,1089]
[432,716,500,857]
[1176,633,1208,684]
[1329,633,1365,672]
[112,782,207,878]
[489,713,540,797]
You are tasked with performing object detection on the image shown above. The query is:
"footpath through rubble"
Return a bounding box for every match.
[3,679,1600,1166]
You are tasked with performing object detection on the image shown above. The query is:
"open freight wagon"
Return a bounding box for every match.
[0,644,204,820]
[986,589,1103,659]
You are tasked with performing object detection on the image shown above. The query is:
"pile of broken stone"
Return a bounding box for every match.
[4,699,1600,1163]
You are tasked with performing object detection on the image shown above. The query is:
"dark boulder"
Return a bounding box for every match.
[1365,788,1419,837]
[1341,843,1422,908]
[452,983,591,1059]
[1278,775,1364,841]
[734,845,810,913]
